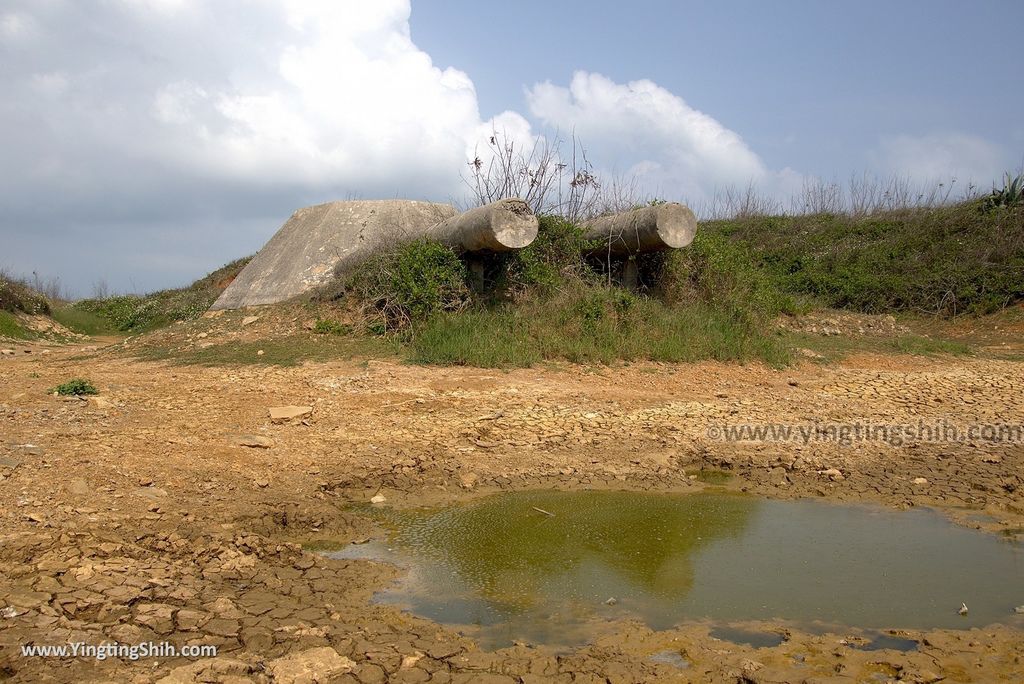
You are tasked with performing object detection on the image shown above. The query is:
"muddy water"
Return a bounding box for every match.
[330,491,1024,648]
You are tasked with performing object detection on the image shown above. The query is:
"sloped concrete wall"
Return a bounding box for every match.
[212,200,457,310]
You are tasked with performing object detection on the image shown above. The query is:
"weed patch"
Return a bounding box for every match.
[51,379,98,396]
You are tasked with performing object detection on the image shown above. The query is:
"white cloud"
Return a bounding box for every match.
[0,0,799,293]
[870,133,1006,186]
[0,11,37,42]
[524,71,800,203]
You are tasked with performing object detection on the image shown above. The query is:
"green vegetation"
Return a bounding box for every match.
[410,289,789,367]
[73,257,251,332]
[345,238,469,330]
[983,172,1024,212]
[138,334,398,367]
[0,310,31,339]
[329,215,790,368]
[312,318,351,335]
[0,273,50,316]
[703,202,1024,315]
[785,330,973,364]
[49,306,119,336]
[51,378,98,396]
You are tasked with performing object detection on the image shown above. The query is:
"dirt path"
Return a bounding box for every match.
[1,339,1022,682]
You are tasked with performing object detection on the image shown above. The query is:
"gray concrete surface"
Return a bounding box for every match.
[212,200,457,310]
[582,202,697,255]
[211,198,538,310]
[426,198,538,251]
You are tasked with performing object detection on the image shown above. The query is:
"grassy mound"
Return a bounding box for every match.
[704,202,1024,315]
[326,216,791,368]
[74,257,251,332]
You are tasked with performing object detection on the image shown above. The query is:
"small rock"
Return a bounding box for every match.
[237,435,273,449]
[370,493,386,504]
[196,332,208,339]
[912,477,928,485]
[958,602,969,616]
[820,468,844,481]
[241,316,260,326]
[255,478,270,488]
[257,349,264,356]
[266,647,355,684]
[604,597,618,606]
[787,380,799,387]
[66,479,90,496]
[1,606,20,618]
[1014,606,1024,614]
[458,472,479,490]
[269,405,313,423]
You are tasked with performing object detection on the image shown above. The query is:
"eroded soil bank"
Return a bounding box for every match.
[1,337,1023,682]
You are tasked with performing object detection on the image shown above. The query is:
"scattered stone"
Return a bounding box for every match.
[1,606,20,618]
[1014,606,1024,614]
[88,396,113,410]
[237,434,273,449]
[174,609,210,632]
[65,478,90,496]
[912,477,929,485]
[604,597,618,606]
[820,468,845,481]
[241,315,260,326]
[196,332,208,339]
[266,647,355,684]
[156,658,253,684]
[370,493,387,504]
[458,472,479,490]
[0,349,15,355]
[270,405,313,423]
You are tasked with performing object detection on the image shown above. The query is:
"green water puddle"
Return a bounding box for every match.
[327,491,1024,648]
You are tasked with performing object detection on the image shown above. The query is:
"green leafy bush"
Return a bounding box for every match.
[51,379,98,396]
[495,215,593,294]
[346,238,469,330]
[313,318,351,335]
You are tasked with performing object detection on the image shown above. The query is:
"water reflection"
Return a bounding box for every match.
[330,491,1024,648]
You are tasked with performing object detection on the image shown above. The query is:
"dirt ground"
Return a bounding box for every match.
[1,312,1023,683]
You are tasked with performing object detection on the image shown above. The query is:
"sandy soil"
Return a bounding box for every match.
[1,315,1023,682]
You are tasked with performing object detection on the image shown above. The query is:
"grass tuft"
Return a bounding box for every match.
[51,379,98,396]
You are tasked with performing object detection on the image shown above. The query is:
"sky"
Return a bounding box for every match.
[2,0,1022,296]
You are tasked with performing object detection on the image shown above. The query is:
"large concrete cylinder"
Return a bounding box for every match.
[428,198,539,252]
[582,202,697,255]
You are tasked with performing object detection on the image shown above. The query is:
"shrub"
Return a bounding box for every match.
[346,238,470,331]
[313,318,351,335]
[653,231,797,321]
[982,172,1024,212]
[494,215,593,295]
[51,379,98,396]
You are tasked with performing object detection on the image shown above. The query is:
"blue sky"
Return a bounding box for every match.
[414,0,1023,180]
[1,1,1021,295]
